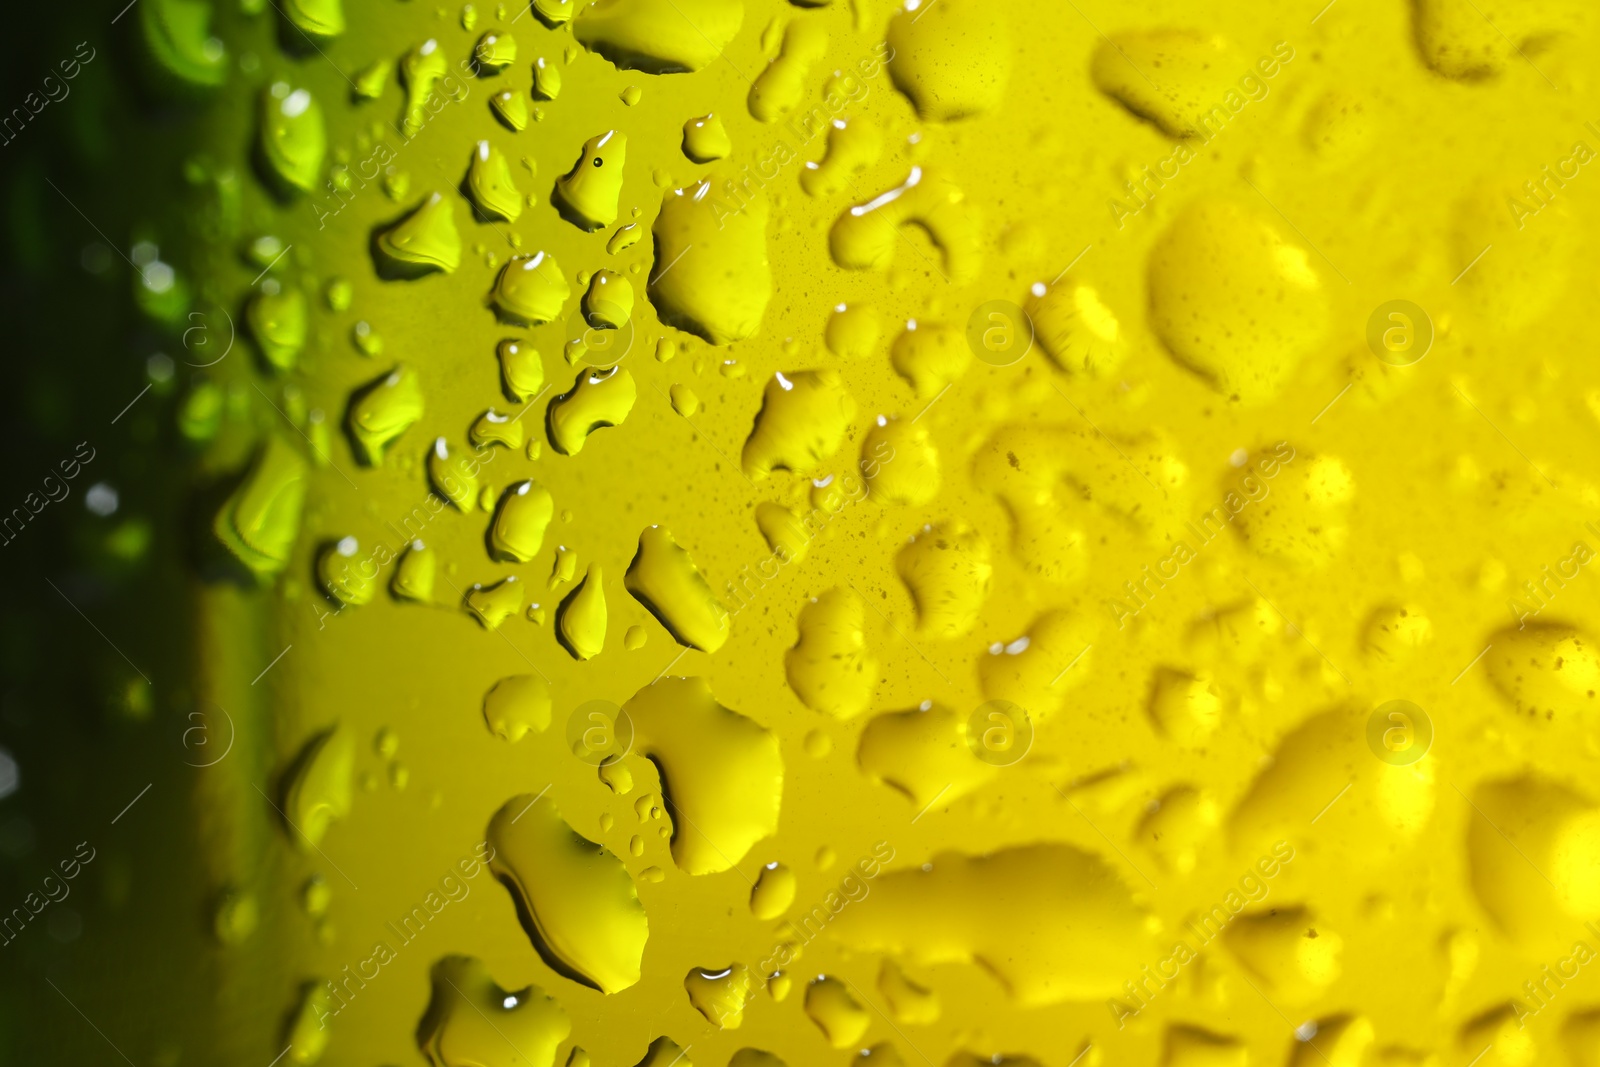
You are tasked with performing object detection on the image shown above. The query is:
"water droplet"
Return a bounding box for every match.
[573,0,742,73]
[259,82,327,196]
[749,862,795,919]
[549,544,578,588]
[531,0,574,23]
[624,526,728,652]
[317,537,377,606]
[1028,276,1127,377]
[282,724,354,849]
[548,366,637,455]
[283,983,335,1065]
[650,175,772,344]
[492,251,571,326]
[489,480,555,563]
[555,131,627,231]
[212,887,258,944]
[427,438,479,511]
[804,975,870,1048]
[669,383,699,416]
[557,564,608,659]
[831,168,981,281]
[464,575,523,630]
[350,319,384,356]
[828,844,1156,1005]
[418,956,571,1065]
[490,87,531,131]
[682,113,730,162]
[896,521,991,639]
[1091,29,1235,137]
[471,407,526,451]
[600,759,633,794]
[879,959,940,1024]
[354,57,390,99]
[1148,197,1328,404]
[213,435,308,578]
[245,285,308,373]
[801,117,883,198]
[861,418,939,505]
[685,962,755,1028]
[466,140,524,222]
[142,0,229,88]
[346,364,424,466]
[621,676,783,875]
[401,39,450,137]
[530,56,562,101]
[752,502,809,565]
[890,319,969,398]
[786,588,877,720]
[375,192,462,276]
[495,339,545,402]
[606,222,641,255]
[392,540,435,602]
[300,874,330,917]
[483,674,551,742]
[474,30,518,71]
[741,369,855,479]
[582,270,634,330]
[748,19,827,123]
[486,793,648,993]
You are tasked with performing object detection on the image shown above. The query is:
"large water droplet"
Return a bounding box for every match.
[213,435,308,579]
[573,0,742,74]
[547,366,636,455]
[489,480,555,562]
[282,724,354,849]
[259,82,326,196]
[417,955,571,1066]
[741,369,855,479]
[486,792,648,994]
[346,365,425,466]
[557,564,608,659]
[555,131,627,231]
[492,251,571,326]
[375,192,463,277]
[624,526,728,652]
[649,176,772,345]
